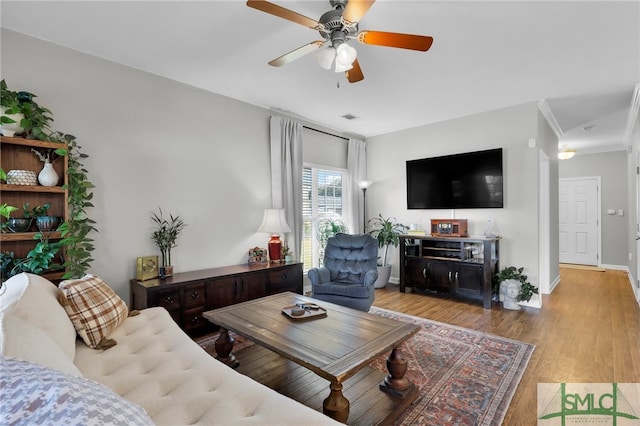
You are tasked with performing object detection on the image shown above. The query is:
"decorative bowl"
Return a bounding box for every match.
[7,218,32,233]
[36,216,61,232]
[6,169,37,186]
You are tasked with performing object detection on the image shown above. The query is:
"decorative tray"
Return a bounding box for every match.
[282,304,327,321]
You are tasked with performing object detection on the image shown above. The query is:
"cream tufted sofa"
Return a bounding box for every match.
[0,273,341,425]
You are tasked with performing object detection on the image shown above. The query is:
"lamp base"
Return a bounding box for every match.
[268,234,282,264]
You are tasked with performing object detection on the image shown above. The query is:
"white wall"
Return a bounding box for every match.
[2,29,275,301]
[627,112,640,300]
[559,151,629,267]
[367,103,551,305]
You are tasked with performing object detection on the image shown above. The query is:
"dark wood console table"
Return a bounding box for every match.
[130,262,302,334]
[400,235,499,309]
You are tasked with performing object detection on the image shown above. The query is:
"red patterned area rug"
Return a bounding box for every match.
[196,306,534,426]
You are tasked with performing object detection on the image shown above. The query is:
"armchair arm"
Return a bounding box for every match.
[308,266,331,286]
[363,269,379,287]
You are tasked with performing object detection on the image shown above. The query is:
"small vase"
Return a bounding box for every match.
[38,161,59,187]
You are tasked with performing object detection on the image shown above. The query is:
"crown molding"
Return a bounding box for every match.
[537,100,564,138]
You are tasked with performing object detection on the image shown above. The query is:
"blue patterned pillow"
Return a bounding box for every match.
[0,357,154,426]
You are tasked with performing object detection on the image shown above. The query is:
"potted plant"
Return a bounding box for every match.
[317,217,347,265]
[23,203,60,232]
[495,266,539,310]
[281,241,292,263]
[151,208,186,277]
[1,79,25,137]
[368,214,408,288]
[1,80,55,140]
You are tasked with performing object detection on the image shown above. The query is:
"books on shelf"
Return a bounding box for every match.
[407,230,427,236]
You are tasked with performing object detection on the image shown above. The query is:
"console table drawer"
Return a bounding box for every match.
[184,307,207,332]
[155,288,181,311]
[267,264,302,294]
[184,282,205,308]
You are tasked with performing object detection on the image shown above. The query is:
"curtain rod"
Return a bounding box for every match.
[303,125,349,141]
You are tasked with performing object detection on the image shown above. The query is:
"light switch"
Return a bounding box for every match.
[607,209,616,215]
[618,210,624,217]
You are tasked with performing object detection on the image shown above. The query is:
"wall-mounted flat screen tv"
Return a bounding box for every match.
[406,148,503,209]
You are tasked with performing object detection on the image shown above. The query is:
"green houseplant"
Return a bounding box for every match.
[495,266,539,307]
[368,214,408,288]
[317,217,348,265]
[151,208,186,277]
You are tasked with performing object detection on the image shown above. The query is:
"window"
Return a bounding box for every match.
[301,165,345,271]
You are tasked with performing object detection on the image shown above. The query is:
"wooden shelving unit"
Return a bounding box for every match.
[0,136,68,261]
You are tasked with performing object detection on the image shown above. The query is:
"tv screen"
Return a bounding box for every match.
[406,148,503,209]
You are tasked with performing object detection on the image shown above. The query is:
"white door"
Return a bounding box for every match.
[559,177,599,265]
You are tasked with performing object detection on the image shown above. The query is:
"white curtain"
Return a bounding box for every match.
[269,116,303,261]
[345,138,367,234]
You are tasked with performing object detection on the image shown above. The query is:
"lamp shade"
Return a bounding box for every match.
[257,209,292,234]
[358,180,373,190]
[316,47,336,70]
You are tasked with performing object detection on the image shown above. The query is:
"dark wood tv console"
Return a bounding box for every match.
[399,235,499,309]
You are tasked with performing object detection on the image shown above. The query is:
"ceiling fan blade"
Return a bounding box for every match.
[342,0,376,25]
[346,59,364,83]
[247,0,323,30]
[357,30,434,52]
[268,41,324,67]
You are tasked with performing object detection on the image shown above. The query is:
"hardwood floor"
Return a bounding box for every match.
[372,267,640,425]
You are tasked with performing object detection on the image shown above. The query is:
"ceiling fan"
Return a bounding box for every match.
[246,0,434,83]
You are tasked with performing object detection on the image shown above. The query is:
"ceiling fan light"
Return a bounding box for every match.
[334,61,353,72]
[316,47,335,70]
[558,145,576,160]
[335,43,357,66]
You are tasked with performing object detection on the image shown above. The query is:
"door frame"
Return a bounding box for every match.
[539,151,550,297]
[559,176,602,267]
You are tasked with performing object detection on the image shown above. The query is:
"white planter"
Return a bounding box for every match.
[374,265,392,288]
[500,279,522,310]
[1,107,24,137]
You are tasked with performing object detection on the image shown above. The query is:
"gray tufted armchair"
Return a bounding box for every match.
[308,233,378,312]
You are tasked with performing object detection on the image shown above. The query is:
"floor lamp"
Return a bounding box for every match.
[358,181,372,233]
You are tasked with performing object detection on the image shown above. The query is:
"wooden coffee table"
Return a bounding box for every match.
[203,292,420,424]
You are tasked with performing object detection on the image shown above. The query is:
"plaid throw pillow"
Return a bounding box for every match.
[58,274,128,350]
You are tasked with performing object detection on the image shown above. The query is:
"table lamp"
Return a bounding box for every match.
[257,208,292,263]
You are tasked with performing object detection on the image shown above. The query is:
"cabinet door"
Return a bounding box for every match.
[268,264,302,295]
[206,277,237,309]
[426,260,453,292]
[453,263,483,300]
[405,258,429,290]
[237,271,266,303]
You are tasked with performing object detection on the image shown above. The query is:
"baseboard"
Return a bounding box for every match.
[549,274,561,293]
[389,276,400,286]
[600,263,629,271]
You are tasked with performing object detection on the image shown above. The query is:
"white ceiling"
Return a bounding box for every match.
[1,1,639,154]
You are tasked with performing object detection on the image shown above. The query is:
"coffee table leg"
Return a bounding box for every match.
[214,328,239,368]
[379,345,416,398]
[323,381,350,423]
